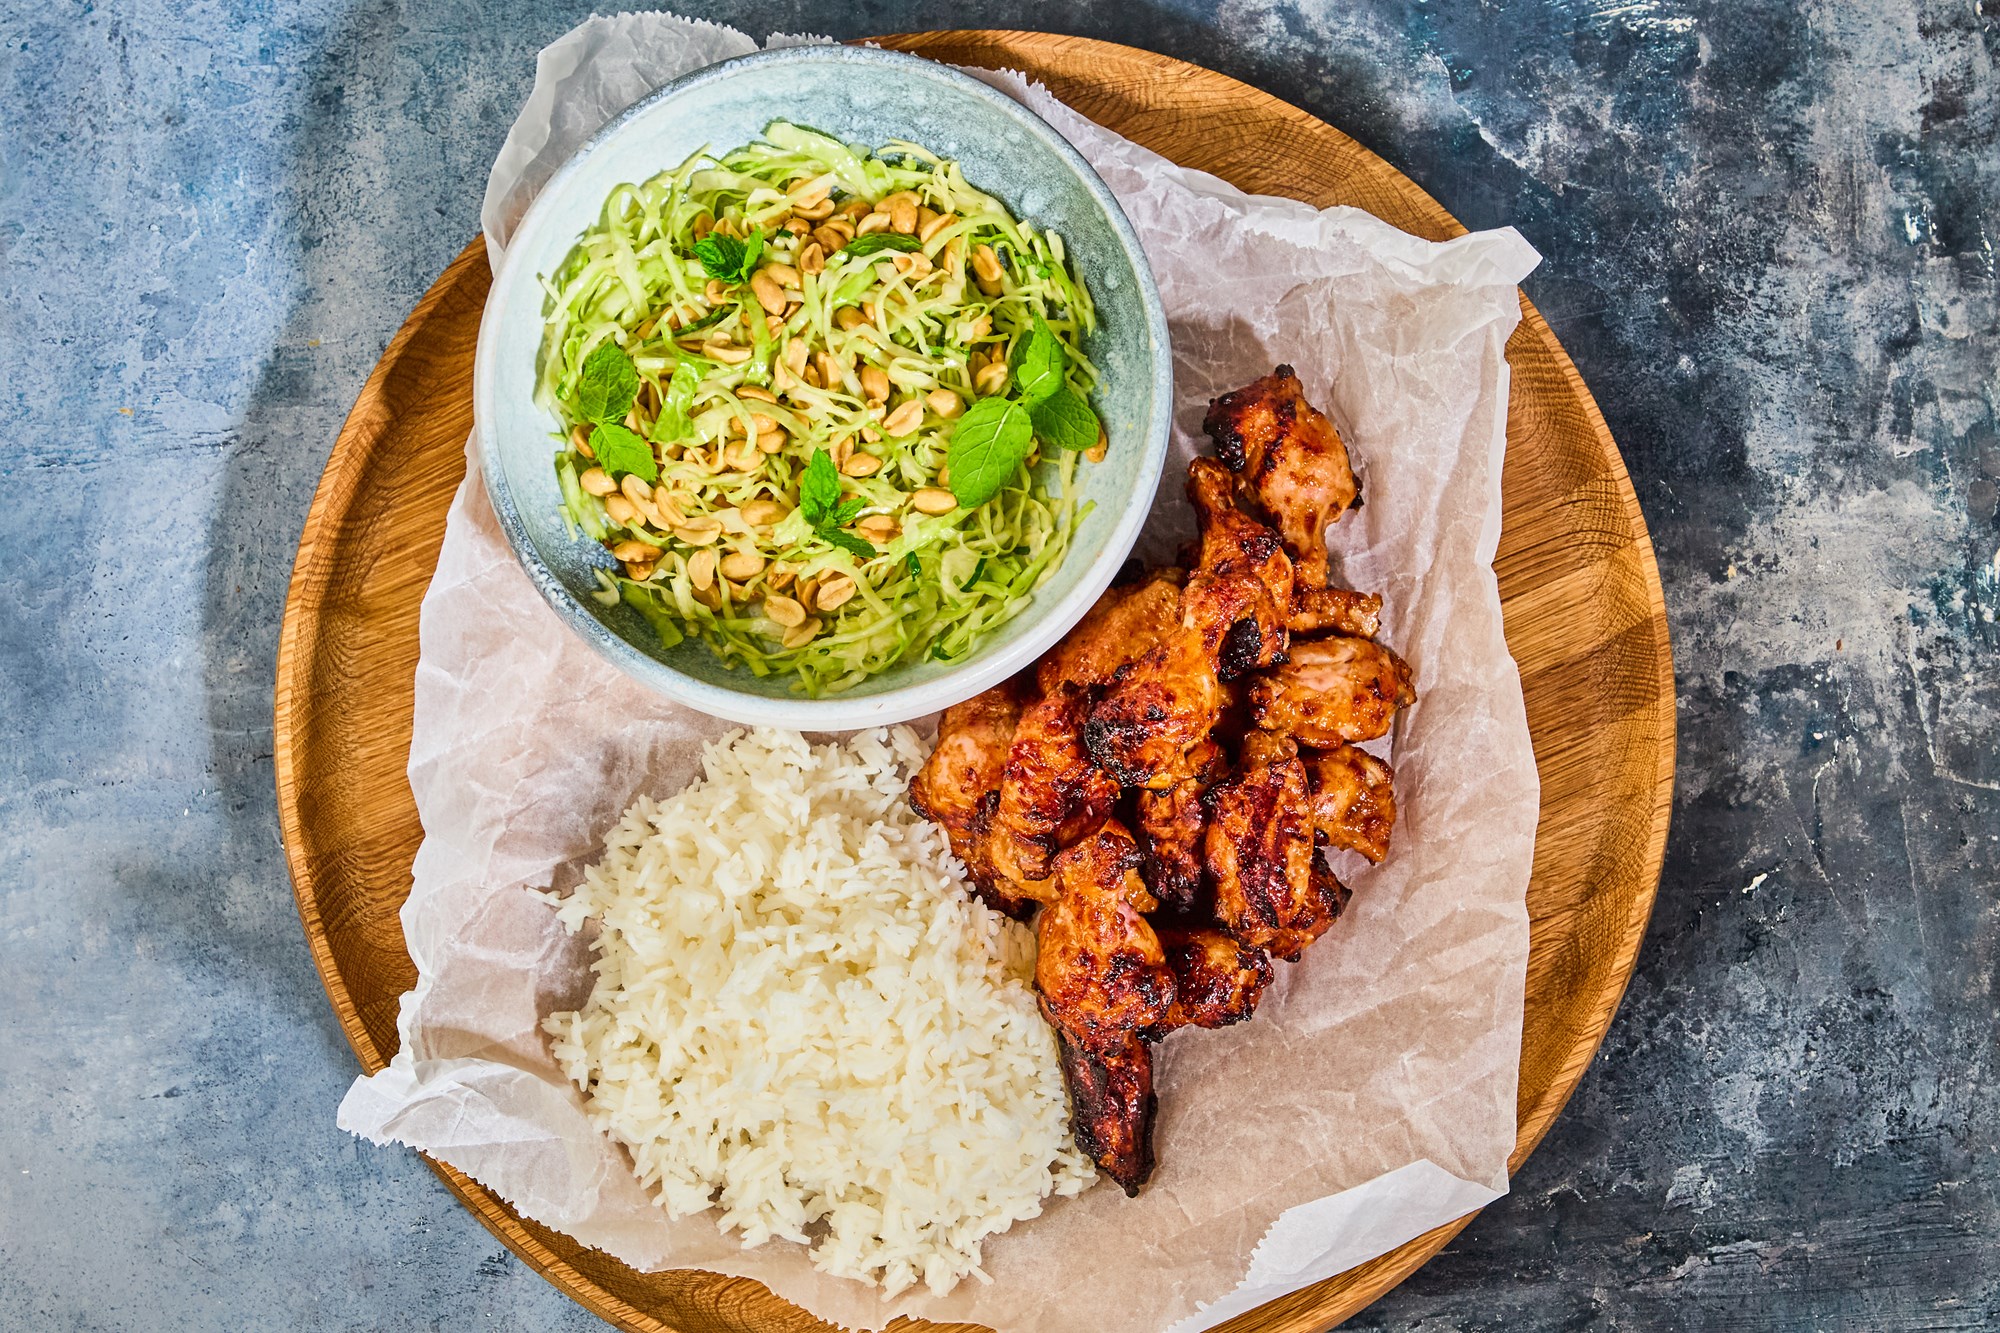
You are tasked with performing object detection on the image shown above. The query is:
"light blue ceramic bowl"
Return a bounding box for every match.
[474,46,1171,728]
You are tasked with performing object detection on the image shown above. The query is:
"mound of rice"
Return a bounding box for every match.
[543,726,1094,1297]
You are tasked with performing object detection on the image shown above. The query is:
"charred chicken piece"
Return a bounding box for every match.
[1036,822,1175,1193]
[1049,1025,1156,1198]
[1155,927,1273,1032]
[1037,568,1185,694]
[1084,463,1295,790]
[1133,736,1226,916]
[1249,634,1416,747]
[1288,586,1383,639]
[988,682,1120,885]
[1204,738,1341,961]
[1185,458,1294,678]
[909,683,1047,917]
[1304,743,1398,864]
[1204,365,1358,588]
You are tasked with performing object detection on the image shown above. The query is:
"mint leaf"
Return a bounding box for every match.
[821,528,880,561]
[1008,314,1066,405]
[905,551,922,578]
[575,342,640,426]
[946,397,1033,508]
[591,422,657,483]
[840,232,923,258]
[692,227,764,283]
[829,496,867,527]
[648,361,702,444]
[1030,384,1100,452]
[800,449,842,526]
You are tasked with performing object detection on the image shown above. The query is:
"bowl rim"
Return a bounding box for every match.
[473,44,1172,729]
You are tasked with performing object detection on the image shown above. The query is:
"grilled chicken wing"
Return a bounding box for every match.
[1084,462,1295,789]
[1288,586,1383,638]
[1036,822,1174,1193]
[1037,568,1185,694]
[1185,458,1294,678]
[1249,635,1416,746]
[1204,740,1341,961]
[1133,737,1226,915]
[1049,1025,1156,1198]
[909,683,1047,916]
[988,682,1119,885]
[1305,743,1398,864]
[1204,365,1358,588]
[1156,927,1273,1031]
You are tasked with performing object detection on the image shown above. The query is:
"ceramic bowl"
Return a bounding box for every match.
[474,46,1171,728]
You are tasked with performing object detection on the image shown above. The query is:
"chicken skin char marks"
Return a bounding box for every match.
[1133,737,1227,916]
[1249,634,1417,747]
[1082,459,1294,791]
[1155,927,1274,1032]
[1034,823,1172,1194]
[1305,743,1398,864]
[986,682,1120,885]
[1203,736,1343,962]
[906,368,1416,1196]
[908,685,1050,918]
[1202,364,1359,589]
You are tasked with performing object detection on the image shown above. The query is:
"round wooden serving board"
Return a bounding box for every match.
[275,30,1675,1333]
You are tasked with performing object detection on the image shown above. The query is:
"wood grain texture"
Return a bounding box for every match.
[273,31,1675,1333]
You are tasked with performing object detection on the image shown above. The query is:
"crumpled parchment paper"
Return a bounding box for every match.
[337,14,1543,1332]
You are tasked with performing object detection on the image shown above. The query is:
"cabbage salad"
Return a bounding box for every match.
[538,122,1107,694]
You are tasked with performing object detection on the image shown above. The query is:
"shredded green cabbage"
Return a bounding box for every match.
[536,124,1102,696]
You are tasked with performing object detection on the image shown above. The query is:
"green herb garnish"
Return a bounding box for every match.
[800,449,878,559]
[590,422,657,483]
[574,342,639,426]
[1009,314,1067,405]
[946,397,1034,508]
[1030,384,1101,452]
[691,227,765,283]
[840,233,924,258]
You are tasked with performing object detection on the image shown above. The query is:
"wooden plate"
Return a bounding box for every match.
[275,30,1674,1333]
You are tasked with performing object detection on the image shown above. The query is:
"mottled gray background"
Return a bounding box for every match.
[1,0,1994,1329]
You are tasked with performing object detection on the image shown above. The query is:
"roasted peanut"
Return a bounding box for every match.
[687,547,718,591]
[579,467,617,496]
[910,487,958,515]
[925,388,964,419]
[750,270,787,315]
[882,398,925,437]
[719,550,765,582]
[742,499,788,528]
[841,451,882,478]
[815,573,857,610]
[763,594,807,628]
[971,243,1005,295]
[974,361,1010,396]
[855,514,900,544]
[673,516,723,546]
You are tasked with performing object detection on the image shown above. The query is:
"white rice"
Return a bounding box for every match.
[543,726,1094,1297]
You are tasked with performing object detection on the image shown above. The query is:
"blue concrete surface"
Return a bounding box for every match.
[1,2,1994,1329]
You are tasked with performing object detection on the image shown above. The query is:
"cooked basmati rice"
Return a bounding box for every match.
[543,726,1094,1297]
